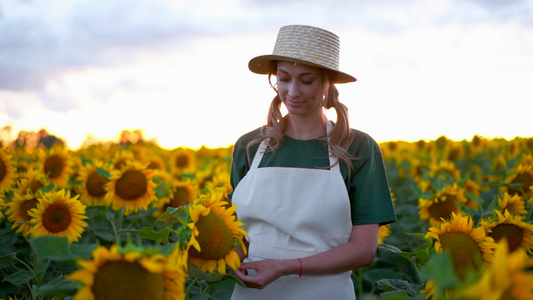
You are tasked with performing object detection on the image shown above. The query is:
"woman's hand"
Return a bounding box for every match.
[233,259,297,289]
[232,223,380,289]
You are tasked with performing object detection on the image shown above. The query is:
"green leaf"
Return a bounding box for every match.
[37,276,78,298]
[413,243,432,267]
[80,155,92,167]
[159,243,177,256]
[464,191,484,205]
[96,167,112,178]
[71,243,98,259]
[420,250,457,292]
[156,206,188,223]
[0,252,17,268]
[155,183,170,199]
[34,260,50,276]
[2,269,33,286]
[378,244,416,263]
[29,236,76,261]
[94,230,116,242]
[378,243,403,253]
[36,183,55,194]
[377,279,423,297]
[404,232,427,241]
[119,227,171,244]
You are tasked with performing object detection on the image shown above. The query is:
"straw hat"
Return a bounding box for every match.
[248,25,356,83]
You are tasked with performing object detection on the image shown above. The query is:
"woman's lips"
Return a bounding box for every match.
[286,100,304,107]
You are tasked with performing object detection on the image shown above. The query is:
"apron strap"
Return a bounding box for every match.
[250,121,340,172]
[250,138,268,170]
[325,121,341,172]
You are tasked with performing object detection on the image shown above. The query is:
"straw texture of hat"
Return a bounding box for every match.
[248,25,356,83]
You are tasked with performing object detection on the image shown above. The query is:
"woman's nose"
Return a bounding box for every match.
[288,82,300,97]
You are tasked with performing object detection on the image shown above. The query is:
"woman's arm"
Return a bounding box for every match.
[233,223,379,289]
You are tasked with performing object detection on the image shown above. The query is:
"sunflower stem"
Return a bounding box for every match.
[106,207,120,245]
[117,205,125,231]
[186,276,199,298]
[356,267,364,297]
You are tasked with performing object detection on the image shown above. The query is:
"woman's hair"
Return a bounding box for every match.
[246,63,356,172]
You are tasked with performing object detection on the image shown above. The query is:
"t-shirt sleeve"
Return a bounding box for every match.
[348,132,396,226]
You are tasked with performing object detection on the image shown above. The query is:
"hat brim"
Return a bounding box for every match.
[249,55,357,83]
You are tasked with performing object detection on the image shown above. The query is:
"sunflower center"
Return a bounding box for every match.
[189,210,235,260]
[115,171,148,201]
[113,158,127,170]
[93,261,164,300]
[175,155,189,169]
[428,196,457,221]
[87,172,109,197]
[147,161,161,170]
[168,187,190,208]
[44,155,64,179]
[0,158,6,181]
[489,224,523,253]
[29,179,45,195]
[508,172,533,196]
[42,203,72,233]
[439,232,483,278]
[447,148,462,161]
[20,198,39,221]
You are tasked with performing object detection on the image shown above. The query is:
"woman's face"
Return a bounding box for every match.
[276,61,326,118]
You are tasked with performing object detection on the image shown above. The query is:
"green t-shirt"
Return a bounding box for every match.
[229,126,396,226]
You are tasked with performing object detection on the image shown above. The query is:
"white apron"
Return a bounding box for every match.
[231,122,355,300]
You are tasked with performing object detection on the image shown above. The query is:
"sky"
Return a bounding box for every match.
[0,0,532,150]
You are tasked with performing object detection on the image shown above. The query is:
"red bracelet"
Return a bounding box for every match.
[297,258,302,277]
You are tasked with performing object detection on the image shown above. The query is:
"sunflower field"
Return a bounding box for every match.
[0,133,532,299]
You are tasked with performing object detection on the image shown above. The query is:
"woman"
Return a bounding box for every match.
[229,24,396,299]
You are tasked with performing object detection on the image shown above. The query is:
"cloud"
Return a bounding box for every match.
[0,0,216,91]
[1,0,532,127]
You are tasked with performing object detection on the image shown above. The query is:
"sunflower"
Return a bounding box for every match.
[154,178,198,217]
[202,168,231,192]
[178,191,247,274]
[0,197,5,219]
[418,184,469,226]
[505,164,533,197]
[462,179,481,204]
[171,148,196,175]
[480,210,533,254]
[427,159,461,182]
[458,240,533,300]
[77,161,110,206]
[378,191,395,244]
[446,143,464,161]
[497,192,528,216]
[111,149,135,171]
[425,212,497,279]
[378,225,391,244]
[40,145,72,188]
[468,135,486,157]
[27,189,88,243]
[105,161,156,215]
[16,168,50,196]
[0,149,16,194]
[146,155,167,171]
[420,279,437,300]
[65,244,186,300]
[6,193,40,236]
